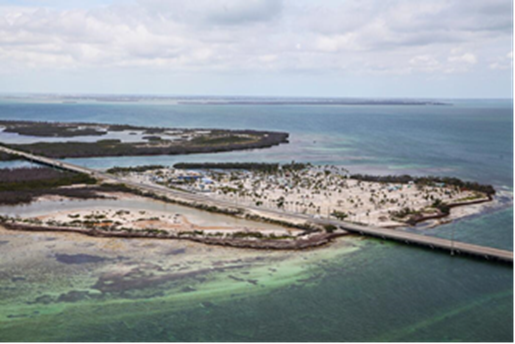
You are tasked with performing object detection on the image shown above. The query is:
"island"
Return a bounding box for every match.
[0,120,289,159]
[110,162,495,227]
[1,94,451,106]
[0,157,497,250]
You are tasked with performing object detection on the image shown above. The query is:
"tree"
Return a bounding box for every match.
[331,211,348,220]
[276,196,285,209]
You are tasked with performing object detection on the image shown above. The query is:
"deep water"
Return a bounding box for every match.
[0,99,512,342]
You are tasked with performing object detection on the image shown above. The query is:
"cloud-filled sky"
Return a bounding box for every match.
[0,0,512,98]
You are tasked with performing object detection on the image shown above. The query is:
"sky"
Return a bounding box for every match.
[0,0,512,98]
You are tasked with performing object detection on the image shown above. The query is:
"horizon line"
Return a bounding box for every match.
[0,92,512,101]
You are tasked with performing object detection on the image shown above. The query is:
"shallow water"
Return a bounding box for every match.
[0,99,512,341]
[0,197,284,229]
[0,128,151,144]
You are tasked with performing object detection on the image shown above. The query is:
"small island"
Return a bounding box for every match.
[113,162,495,227]
[0,158,497,250]
[0,121,500,252]
[0,120,289,159]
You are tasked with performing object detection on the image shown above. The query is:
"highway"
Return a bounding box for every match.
[1,145,512,264]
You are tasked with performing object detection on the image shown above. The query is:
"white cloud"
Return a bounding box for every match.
[448,53,477,65]
[410,55,439,66]
[137,0,283,26]
[489,51,513,70]
[315,33,359,52]
[294,0,511,51]
[0,0,510,80]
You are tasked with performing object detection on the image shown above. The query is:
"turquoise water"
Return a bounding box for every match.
[0,99,512,341]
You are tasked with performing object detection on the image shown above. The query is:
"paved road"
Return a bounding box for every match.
[1,145,512,263]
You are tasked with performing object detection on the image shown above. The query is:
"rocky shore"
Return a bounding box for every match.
[1,222,347,250]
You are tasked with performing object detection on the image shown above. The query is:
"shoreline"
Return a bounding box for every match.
[0,156,507,251]
[115,164,497,229]
[415,191,511,229]
[0,188,506,251]
[0,120,290,160]
[1,222,347,250]
[392,195,493,227]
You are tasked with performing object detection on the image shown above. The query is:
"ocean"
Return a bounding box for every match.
[0,98,512,341]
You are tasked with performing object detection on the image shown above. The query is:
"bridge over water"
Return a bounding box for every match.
[1,145,512,265]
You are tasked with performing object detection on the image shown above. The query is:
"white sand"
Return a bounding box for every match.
[120,167,489,227]
[34,206,295,236]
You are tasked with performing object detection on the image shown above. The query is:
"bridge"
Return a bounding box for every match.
[0,145,512,264]
[322,220,513,263]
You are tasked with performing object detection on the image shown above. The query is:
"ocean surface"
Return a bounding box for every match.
[0,98,512,342]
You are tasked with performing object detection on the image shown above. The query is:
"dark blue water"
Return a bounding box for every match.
[0,99,512,341]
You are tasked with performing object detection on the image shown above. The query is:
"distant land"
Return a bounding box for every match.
[0,94,450,106]
[0,120,289,159]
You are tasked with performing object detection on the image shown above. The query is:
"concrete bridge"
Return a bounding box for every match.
[1,145,512,264]
[324,220,513,263]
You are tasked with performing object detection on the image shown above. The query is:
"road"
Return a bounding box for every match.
[1,145,512,264]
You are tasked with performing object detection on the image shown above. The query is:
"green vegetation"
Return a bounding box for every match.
[0,168,96,192]
[0,151,20,161]
[244,213,319,232]
[0,167,99,205]
[178,230,205,237]
[390,200,450,225]
[142,136,163,142]
[0,120,168,137]
[323,224,337,233]
[190,135,254,145]
[2,120,289,159]
[432,199,450,215]
[9,132,288,159]
[231,231,294,240]
[390,207,420,219]
[174,162,309,173]
[454,193,485,202]
[331,211,348,220]
[232,231,265,239]
[106,165,165,174]
[0,120,107,137]
[350,174,495,196]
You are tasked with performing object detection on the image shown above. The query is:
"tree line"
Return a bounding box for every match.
[350,174,495,195]
[173,162,308,173]
[0,167,98,205]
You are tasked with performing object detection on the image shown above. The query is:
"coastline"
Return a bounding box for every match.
[1,222,346,250]
[0,144,507,252]
[415,190,512,229]
[0,188,505,251]
[0,120,290,160]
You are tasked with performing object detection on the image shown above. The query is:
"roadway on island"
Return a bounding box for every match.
[0,145,512,264]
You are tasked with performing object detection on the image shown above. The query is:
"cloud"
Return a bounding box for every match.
[489,51,513,70]
[409,55,440,70]
[448,53,477,65]
[299,0,511,52]
[137,0,283,25]
[0,0,511,79]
